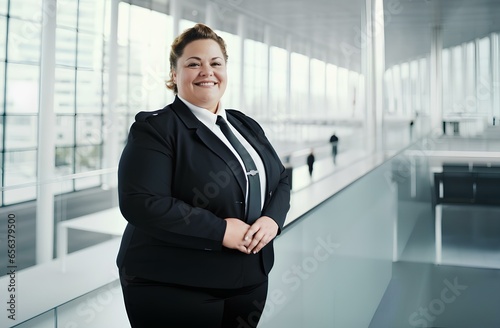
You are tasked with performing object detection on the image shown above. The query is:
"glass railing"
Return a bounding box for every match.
[2,126,453,328]
[0,169,122,328]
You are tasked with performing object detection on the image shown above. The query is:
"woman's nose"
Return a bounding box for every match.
[199,65,213,76]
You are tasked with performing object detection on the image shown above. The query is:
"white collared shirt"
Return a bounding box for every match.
[178,96,266,210]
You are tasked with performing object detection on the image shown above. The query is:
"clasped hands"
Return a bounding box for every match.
[223,216,278,254]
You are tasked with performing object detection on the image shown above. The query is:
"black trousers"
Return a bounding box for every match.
[120,274,268,328]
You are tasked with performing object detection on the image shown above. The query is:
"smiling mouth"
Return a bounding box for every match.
[195,82,217,87]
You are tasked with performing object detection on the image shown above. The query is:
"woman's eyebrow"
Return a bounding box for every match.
[185,56,223,61]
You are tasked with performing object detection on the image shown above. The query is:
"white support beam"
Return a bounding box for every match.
[170,0,181,41]
[36,0,57,264]
[430,26,443,132]
[364,0,385,153]
[237,14,246,111]
[103,0,120,191]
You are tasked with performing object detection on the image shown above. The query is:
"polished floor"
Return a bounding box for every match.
[369,204,500,328]
[9,125,500,327]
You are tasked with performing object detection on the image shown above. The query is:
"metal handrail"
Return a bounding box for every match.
[0,167,118,192]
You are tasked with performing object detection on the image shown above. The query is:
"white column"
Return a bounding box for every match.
[36,0,57,264]
[170,0,181,40]
[364,0,385,153]
[474,38,480,114]
[205,2,216,28]
[264,25,272,121]
[490,33,499,123]
[462,43,468,108]
[323,51,328,119]
[373,0,385,151]
[285,34,292,121]
[237,14,246,110]
[430,26,443,132]
[103,0,119,191]
[362,0,372,153]
[307,46,313,119]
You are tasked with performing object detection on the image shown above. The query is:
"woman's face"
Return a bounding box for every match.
[173,39,227,113]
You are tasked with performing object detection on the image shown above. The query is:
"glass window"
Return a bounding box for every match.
[9,0,42,21]
[4,150,36,204]
[336,67,349,116]
[79,0,104,33]
[118,2,173,115]
[75,145,102,189]
[310,58,326,118]
[0,116,3,150]
[57,0,78,28]
[400,62,410,115]
[4,150,36,186]
[410,60,419,113]
[54,146,74,193]
[392,65,402,115]
[217,30,241,109]
[76,115,101,145]
[244,39,268,117]
[129,42,143,75]
[0,151,2,191]
[384,68,395,114]
[129,5,152,42]
[0,62,5,113]
[0,16,6,61]
[5,63,39,114]
[54,67,76,114]
[77,32,100,69]
[55,115,75,146]
[117,2,130,44]
[116,114,129,144]
[452,46,464,112]
[117,72,129,110]
[76,70,102,114]
[180,19,196,33]
[290,52,309,118]
[55,146,74,176]
[269,46,287,120]
[477,37,491,114]
[464,42,476,112]
[5,115,37,149]
[117,43,129,74]
[0,0,7,15]
[326,63,338,118]
[349,71,360,117]
[7,18,41,64]
[418,58,429,116]
[128,74,144,110]
[56,27,77,67]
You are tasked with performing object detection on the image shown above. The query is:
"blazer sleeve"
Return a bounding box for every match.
[118,115,227,251]
[262,161,290,235]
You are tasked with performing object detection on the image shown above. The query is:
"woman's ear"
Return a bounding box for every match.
[171,70,177,84]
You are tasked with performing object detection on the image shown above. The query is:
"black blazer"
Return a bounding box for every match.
[117,96,291,289]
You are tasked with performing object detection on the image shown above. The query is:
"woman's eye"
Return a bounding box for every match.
[212,62,222,66]
[187,63,199,67]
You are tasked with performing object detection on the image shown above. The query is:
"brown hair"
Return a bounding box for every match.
[166,23,228,94]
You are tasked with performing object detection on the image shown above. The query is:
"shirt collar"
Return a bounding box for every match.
[177,95,227,128]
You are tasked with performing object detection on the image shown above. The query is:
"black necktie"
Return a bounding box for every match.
[216,116,261,222]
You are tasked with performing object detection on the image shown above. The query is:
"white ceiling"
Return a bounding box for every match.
[218,0,500,69]
[128,0,500,70]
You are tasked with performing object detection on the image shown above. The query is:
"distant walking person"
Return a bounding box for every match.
[409,120,414,141]
[329,133,339,164]
[307,150,315,177]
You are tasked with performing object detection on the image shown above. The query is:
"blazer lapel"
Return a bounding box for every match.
[170,97,247,197]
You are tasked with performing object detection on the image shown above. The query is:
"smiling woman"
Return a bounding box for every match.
[116,23,291,328]
[171,38,228,113]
